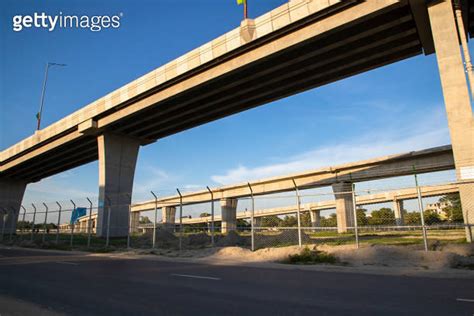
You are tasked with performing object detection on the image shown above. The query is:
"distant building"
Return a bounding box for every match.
[424,201,451,220]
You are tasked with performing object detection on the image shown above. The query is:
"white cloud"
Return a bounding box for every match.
[133,166,173,197]
[211,112,450,185]
[25,177,96,205]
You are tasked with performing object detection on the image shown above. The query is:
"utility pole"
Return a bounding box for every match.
[36,62,66,131]
[237,0,248,20]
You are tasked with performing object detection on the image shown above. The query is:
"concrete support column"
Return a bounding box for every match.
[96,133,140,237]
[162,206,176,230]
[310,210,321,228]
[0,178,27,235]
[253,217,262,228]
[332,182,354,233]
[130,212,140,233]
[428,0,474,241]
[220,198,238,233]
[393,199,404,226]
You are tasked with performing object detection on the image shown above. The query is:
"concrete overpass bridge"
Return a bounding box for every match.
[52,145,459,234]
[131,145,454,232]
[69,182,458,233]
[174,182,459,227]
[132,179,458,233]
[1,0,473,239]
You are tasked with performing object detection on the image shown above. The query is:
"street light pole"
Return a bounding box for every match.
[244,0,248,20]
[237,0,248,20]
[36,62,66,131]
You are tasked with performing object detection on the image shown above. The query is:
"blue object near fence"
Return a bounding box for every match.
[71,207,87,224]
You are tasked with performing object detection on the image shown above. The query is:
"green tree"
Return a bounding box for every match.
[237,218,250,228]
[423,210,442,225]
[261,215,282,227]
[450,207,464,223]
[320,214,337,227]
[200,212,211,218]
[404,211,421,225]
[45,223,57,230]
[301,212,312,227]
[368,208,395,225]
[16,221,33,230]
[439,193,463,222]
[356,208,368,226]
[279,215,298,227]
[139,216,152,224]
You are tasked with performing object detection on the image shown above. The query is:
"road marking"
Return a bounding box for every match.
[55,261,79,266]
[456,298,474,303]
[171,274,221,281]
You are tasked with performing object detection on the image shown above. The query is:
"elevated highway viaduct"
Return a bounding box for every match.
[71,182,458,232]
[142,182,460,229]
[130,154,456,233]
[1,0,473,238]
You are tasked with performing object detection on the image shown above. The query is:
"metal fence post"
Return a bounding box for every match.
[31,204,37,242]
[351,183,360,249]
[21,205,26,240]
[292,179,303,248]
[206,186,215,247]
[176,189,183,252]
[414,171,428,251]
[104,196,112,248]
[127,194,132,250]
[70,200,76,248]
[42,202,49,244]
[56,202,62,244]
[9,207,16,242]
[468,223,473,244]
[86,198,93,248]
[247,183,255,251]
[151,191,158,249]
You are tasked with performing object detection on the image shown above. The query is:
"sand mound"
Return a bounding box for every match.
[327,245,459,269]
[208,245,302,262]
[205,244,474,270]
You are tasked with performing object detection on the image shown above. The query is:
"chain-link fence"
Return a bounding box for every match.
[1,172,472,253]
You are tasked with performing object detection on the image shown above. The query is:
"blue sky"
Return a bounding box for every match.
[1,0,468,208]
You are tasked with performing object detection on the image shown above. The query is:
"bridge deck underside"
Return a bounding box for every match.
[468,0,474,37]
[3,2,423,181]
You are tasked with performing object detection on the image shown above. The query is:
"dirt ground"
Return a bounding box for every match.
[122,242,474,277]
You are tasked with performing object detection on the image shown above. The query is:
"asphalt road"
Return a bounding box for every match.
[0,247,473,316]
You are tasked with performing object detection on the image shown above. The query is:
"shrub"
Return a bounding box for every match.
[285,246,337,264]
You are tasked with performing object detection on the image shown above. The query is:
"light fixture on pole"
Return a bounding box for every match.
[36,62,66,131]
